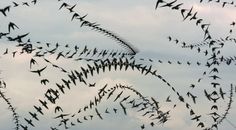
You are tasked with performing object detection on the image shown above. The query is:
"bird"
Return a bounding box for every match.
[209,75,221,80]
[29,112,39,121]
[55,106,63,113]
[211,116,220,122]
[59,118,69,128]
[30,66,47,76]
[3,48,8,55]
[20,125,28,130]
[71,13,79,21]
[56,51,65,60]
[160,0,177,7]
[95,108,103,119]
[120,95,130,102]
[41,79,49,85]
[12,51,17,57]
[190,109,195,115]
[39,99,48,109]
[12,2,19,7]
[230,21,235,26]
[172,3,183,10]
[67,4,76,13]
[56,83,65,94]
[197,122,205,128]
[50,127,58,130]
[189,84,195,89]
[155,0,165,9]
[211,105,218,110]
[31,0,37,5]
[22,2,30,6]
[120,102,127,115]
[141,124,145,129]
[105,108,110,114]
[113,108,118,113]
[187,92,197,104]
[183,7,194,21]
[8,22,19,33]
[77,118,82,123]
[167,36,172,41]
[190,12,198,21]
[191,115,201,121]
[54,114,70,119]
[150,122,155,127]
[196,19,203,25]
[0,6,11,17]
[219,87,226,99]
[114,91,123,102]
[24,118,35,127]
[209,68,219,74]
[166,95,171,102]
[62,79,71,89]
[77,14,88,21]
[83,116,88,120]
[211,97,220,103]
[30,58,38,69]
[59,2,69,10]
[33,105,43,115]
[89,83,96,87]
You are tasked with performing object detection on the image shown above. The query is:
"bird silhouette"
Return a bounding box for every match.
[161,0,177,7]
[39,99,48,109]
[8,22,19,33]
[29,112,39,121]
[67,4,76,13]
[24,118,35,127]
[95,108,103,120]
[12,2,19,7]
[55,106,63,113]
[172,3,183,10]
[155,0,165,9]
[33,105,43,115]
[31,0,37,5]
[0,6,10,17]
[183,7,193,21]
[20,124,28,130]
[30,66,47,76]
[40,79,49,85]
[30,58,38,69]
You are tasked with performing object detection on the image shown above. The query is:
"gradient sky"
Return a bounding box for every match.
[1,0,236,130]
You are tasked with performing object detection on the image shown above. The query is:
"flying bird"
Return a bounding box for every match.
[41,79,49,85]
[30,66,47,76]
[55,106,63,113]
[0,6,11,17]
[59,3,69,10]
[8,22,19,33]
[30,58,38,69]
[34,105,43,115]
[155,0,165,9]
[24,118,35,127]
[29,112,39,121]
[39,99,48,109]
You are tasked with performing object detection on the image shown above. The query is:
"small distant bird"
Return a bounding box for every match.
[67,4,76,13]
[55,106,63,113]
[30,58,38,68]
[41,79,49,85]
[30,66,47,76]
[0,6,11,17]
[59,2,69,10]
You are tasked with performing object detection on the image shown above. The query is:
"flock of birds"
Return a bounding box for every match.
[0,0,236,130]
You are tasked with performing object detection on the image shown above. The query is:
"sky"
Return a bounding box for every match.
[1,0,236,130]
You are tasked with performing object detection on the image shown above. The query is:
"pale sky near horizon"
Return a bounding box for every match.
[1,0,236,130]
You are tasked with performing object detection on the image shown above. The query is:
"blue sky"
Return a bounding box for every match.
[1,0,236,130]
